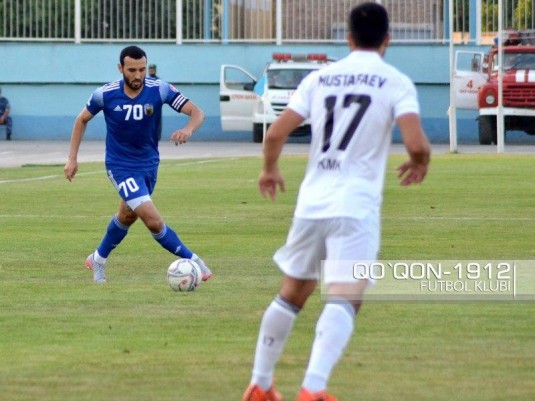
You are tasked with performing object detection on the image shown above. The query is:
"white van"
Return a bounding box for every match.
[219,53,331,142]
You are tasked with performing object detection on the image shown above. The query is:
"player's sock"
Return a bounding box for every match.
[302,301,356,393]
[152,224,193,258]
[96,215,130,258]
[93,250,106,264]
[251,295,300,391]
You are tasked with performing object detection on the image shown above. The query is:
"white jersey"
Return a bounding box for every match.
[287,50,420,219]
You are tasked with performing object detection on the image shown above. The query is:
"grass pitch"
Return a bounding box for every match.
[0,153,534,401]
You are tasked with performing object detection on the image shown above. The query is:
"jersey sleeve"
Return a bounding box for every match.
[85,86,105,116]
[160,81,190,113]
[287,71,317,119]
[391,74,420,119]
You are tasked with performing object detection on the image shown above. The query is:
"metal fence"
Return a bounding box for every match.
[0,0,534,44]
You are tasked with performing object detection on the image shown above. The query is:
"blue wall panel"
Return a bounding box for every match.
[0,42,490,143]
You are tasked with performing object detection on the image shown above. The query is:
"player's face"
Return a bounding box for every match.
[119,56,147,91]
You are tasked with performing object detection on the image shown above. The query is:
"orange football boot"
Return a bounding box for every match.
[295,388,337,401]
[242,383,283,401]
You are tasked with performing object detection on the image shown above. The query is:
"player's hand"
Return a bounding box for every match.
[397,160,428,186]
[171,129,192,145]
[258,170,285,201]
[64,159,78,182]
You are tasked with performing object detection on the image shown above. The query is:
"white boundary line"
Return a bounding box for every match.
[385,216,535,221]
[1,215,534,221]
[0,158,236,185]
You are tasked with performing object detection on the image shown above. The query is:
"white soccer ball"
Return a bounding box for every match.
[167,258,202,292]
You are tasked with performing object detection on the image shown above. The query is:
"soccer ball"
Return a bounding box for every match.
[167,258,202,292]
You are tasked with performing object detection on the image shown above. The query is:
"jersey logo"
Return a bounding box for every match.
[144,104,154,116]
[114,105,122,112]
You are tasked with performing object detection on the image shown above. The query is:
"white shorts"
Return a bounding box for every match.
[273,213,380,284]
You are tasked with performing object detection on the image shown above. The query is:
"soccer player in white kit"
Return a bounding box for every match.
[242,3,431,401]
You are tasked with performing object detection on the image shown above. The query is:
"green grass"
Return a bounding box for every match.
[0,153,534,401]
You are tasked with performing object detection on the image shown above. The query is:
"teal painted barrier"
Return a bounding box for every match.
[5,42,528,143]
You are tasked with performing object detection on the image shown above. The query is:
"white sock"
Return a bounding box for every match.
[302,302,355,392]
[94,250,107,264]
[251,296,299,390]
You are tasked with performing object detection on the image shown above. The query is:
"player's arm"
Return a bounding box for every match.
[259,108,305,201]
[170,101,205,145]
[64,107,94,182]
[396,113,431,186]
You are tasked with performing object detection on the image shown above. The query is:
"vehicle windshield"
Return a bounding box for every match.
[492,52,535,71]
[267,68,315,89]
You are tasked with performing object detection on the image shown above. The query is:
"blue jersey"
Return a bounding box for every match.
[86,79,189,170]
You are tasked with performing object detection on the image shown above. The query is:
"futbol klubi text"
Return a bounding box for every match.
[347,260,518,299]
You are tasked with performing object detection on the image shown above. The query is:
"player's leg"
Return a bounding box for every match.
[85,169,144,283]
[145,166,211,279]
[243,219,324,401]
[244,276,316,401]
[5,116,12,140]
[298,215,379,400]
[133,200,195,258]
[102,199,137,255]
[297,282,366,401]
[106,167,194,259]
[86,199,136,283]
[132,189,212,280]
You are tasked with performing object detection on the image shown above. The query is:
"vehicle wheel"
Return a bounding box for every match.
[253,123,264,143]
[478,116,497,145]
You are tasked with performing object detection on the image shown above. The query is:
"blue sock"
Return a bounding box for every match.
[97,215,130,258]
[152,224,193,258]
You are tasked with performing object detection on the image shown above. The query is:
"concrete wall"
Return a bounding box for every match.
[0,42,486,143]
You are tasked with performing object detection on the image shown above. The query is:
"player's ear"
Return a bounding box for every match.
[383,32,391,47]
[378,33,391,57]
[117,63,123,74]
[347,33,356,50]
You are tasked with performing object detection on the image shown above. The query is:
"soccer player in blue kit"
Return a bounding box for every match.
[64,45,212,284]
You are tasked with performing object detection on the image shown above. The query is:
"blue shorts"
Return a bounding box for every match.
[106,167,158,210]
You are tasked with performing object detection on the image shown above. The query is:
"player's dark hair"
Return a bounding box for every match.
[119,46,147,65]
[349,2,389,48]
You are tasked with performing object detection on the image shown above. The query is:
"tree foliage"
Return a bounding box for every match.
[0,0,209,40]
[482,0,535,31]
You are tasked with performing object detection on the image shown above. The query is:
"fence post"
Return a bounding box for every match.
[222,0,229,44]
[444,0,450,42]
[469,0,477,44]
[276,0,282,45]
[448,0,458,152]
[496,0,504,153]
[474,0,482,45]
[176,0,183,45]
[75,0,81,44]
[204,0,212,42]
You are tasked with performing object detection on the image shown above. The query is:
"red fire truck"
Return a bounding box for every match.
[453,30,535,144]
